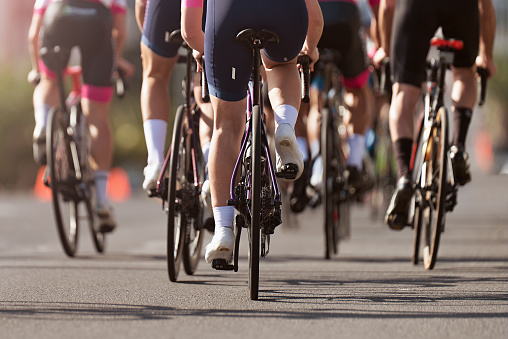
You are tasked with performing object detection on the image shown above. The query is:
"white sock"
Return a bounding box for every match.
[143,119,168,166]
[310,155,323,187]
[212,206,234,231]
[202,141,211,180]
[309,139,320,160]
[297,137,309,162]
[202,141,211,165]
[95,170,109,206]
[273,104,298,131]
[34,104,51,133]
[346,134,365,170]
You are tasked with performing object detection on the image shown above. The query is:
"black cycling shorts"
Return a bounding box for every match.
[391,0,479,87]
[41,0,114,88]
[318,1,370,81]
[204,0,308,102]
[142,0,181,58]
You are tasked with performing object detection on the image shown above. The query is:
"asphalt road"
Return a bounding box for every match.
[1,169,507,339]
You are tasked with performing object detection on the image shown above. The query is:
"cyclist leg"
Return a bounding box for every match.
[78,4,117,232]
[32,72,60,165]
[343,79,374,195]
[384,0,438,229]
[140,0,181,192]
[308,79,324,190]
[443,0,480,186]
[205,97,245,263]
[449,66,477,185]
[263,57,305,182]
[200,0,311,263]
[193,71,214,223]
[290,102,311,213]
[140,45,179,191]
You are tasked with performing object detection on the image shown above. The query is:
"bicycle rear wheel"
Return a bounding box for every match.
[416,107,449,269]
[167,105,187,281]
[321,108,341,259]
[47,106,79,257]
[249,104,262,300]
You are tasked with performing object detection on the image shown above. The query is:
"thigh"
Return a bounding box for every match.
[439,0,479,68]
[78,7,114,87]
[391,0,438,87]
[204,0,307,102]
[142,0,181,58]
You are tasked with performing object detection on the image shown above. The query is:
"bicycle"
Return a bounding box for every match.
[202,29,309,300]
[314,49,353,260]
[150,30,208,282]
[368,59,398,219]
[410,37,489,270]
[41,46,105,257]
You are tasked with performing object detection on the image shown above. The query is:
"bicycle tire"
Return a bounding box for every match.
[47,106,79,257]
[420,107,448,269]
[183,112,206,275]
[166,105,187,282]
[87,183,105,253]
[183,129,206,275]
[71,106,105,254]
[321,108,340,259]
[412,192,423,265]
[249,104,261,300]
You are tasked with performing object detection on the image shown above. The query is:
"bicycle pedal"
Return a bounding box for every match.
[211,259,234,270]
[146,188,158,198]
[276,163,299,180]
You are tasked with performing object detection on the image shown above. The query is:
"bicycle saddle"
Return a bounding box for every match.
[236,29,279,48]
[168,29,188,48]
[39,45,71,73]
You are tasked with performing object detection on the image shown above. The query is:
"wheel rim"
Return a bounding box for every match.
[421,108,448,269]
[48,108,79,257]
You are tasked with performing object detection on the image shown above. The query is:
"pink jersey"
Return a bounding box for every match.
[181,0,203,7]
[319,0,380,6]
[33,0,127,15]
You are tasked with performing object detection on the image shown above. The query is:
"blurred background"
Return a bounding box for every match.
[0,0,507,195]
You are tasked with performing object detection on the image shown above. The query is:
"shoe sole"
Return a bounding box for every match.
[205,247,233,264]
[276,139,303,181]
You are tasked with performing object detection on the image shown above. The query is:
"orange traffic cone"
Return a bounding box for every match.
[475,129,494,174]
[33,166,52,201]
[107,167,131,201]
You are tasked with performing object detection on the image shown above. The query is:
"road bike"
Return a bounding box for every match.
[206,29,308,300]
[410,37,488,269]
[315,49,353,260]
[41,46,115,257]
[150,30,208,282]
[368,59,398,220]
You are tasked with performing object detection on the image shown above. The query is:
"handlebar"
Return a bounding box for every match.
[201,57,210,103]
[114,67,128,98]
[297,54,311,103]
[476,66,489,106]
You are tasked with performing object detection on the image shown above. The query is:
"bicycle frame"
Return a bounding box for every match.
[230,79,281,210]
[413,48,455,190]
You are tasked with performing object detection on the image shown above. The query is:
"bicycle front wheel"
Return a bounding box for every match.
[47,106,79,257]
[166,105,187,281]
[419,107,449,269]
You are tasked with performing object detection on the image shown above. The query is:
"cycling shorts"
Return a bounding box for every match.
[204,0,308,102]
[391,0,479,87]
[317,1,370,89]
[141,0,181,58]
[40,0,114,102]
